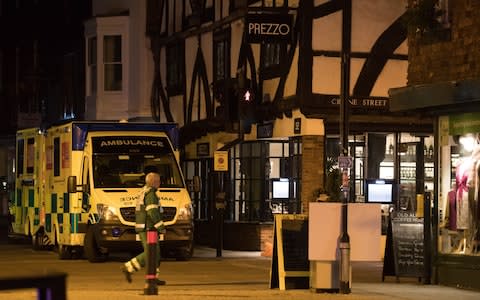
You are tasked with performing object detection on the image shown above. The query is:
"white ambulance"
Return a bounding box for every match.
[12,121,194,262]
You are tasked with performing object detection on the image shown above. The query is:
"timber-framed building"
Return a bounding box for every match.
[85,0,433,251]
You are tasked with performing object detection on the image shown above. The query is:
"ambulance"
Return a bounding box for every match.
[11,121,194,262]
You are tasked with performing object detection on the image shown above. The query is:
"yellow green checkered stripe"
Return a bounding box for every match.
[44,192,84,234]
[15,188,40,225]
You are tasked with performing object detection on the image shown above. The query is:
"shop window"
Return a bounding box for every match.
[53,137,60,177]
[183,159,211,221]
[166,41,185,96]
[26,138,34,174]
[439,114,480,256]
[228,140,298,223]
[103,35,122,91]
[213,30,230,82]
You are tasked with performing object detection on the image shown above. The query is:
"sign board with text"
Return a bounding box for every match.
[214,151,229,172]
[245,13,293,43]
[391,212,424,278]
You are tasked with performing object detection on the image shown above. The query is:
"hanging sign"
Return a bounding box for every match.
[245,13,293,43]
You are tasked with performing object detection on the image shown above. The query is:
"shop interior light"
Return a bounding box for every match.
[459,135,475,152]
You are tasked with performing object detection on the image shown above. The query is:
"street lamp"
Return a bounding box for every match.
[338,0,351,294]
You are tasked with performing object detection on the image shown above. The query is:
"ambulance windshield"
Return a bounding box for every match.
[91,136,183,188]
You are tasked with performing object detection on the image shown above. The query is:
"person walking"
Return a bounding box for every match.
[121,172,166,285]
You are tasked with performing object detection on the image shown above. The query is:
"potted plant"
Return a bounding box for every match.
[325,157,341,202]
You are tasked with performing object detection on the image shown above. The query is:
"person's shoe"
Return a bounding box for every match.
[156,279,166,285]
[121,266,133,283]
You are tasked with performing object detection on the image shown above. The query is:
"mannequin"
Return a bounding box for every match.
[447,185,456,230]
[466,137,480,254]
[456,157,471,230]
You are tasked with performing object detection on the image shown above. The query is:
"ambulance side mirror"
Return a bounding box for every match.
[67,176,78,193]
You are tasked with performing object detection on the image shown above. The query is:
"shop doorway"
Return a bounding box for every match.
[397,138,434,212]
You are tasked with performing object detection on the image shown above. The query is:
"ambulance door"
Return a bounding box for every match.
[81,156,91,214]
[13,137,26,233]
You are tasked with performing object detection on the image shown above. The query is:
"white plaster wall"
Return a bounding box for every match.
[372,59,408,96]
[201,31,215,114]
[230,19,243,76]
[89,0,153,121]
[312,0,408,97]
[185,36,198,121]
[352,0,408,52]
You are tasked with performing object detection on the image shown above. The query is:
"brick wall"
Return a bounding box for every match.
[194,220,273,253]
[408,0,480,85]
[300,135,325,215]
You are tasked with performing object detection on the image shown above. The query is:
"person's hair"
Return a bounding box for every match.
[145,172,160,187]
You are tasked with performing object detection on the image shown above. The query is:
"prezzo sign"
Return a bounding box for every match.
[245,13,293,43]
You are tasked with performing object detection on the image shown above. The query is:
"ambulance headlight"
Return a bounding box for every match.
[97,204,120,222]
[177,203,193,221]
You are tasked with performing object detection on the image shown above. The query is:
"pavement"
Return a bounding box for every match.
[1,245,480,299]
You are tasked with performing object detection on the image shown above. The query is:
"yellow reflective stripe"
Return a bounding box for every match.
[131,258,141,271]
[146,204,159,211]
[154,221,164,228]
[135,224,145,229]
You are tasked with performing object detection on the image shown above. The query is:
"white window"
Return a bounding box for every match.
[103,35,122,91]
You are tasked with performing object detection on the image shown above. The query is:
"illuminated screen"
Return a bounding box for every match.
[273,180,289,199]
[367,180,393,203]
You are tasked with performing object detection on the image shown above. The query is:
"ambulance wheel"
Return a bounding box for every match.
[84,226,107,263]
[32,228,44,251]
[58,244,72,260]
[176,243,194,261]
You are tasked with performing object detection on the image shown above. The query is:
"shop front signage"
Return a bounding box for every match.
[245,13,293,43]
[257,122,273,138]
[196,142,210,157]
[312,94,390,112]
[294,118,301,134]
[214,151,228,172]
[448,112,480,135]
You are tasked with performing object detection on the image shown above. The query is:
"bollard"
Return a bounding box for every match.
[144,230,158,295]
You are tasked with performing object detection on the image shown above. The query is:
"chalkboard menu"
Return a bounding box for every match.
[270,214,309,290]
[282,219,309,271]
[391,212,424,278]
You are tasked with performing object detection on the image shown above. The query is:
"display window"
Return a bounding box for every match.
[438,114,480,256]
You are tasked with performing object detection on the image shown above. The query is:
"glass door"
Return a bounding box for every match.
[398,138,433,213]
[398,142,418,212]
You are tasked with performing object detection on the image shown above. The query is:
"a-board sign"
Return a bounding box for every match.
[270,214,309,290]
[391,211,424,278]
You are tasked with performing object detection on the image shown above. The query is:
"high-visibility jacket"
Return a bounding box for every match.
[135,186,164,233]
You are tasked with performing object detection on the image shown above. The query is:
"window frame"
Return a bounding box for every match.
[166,40,185,96]
[213,29,231,83]
[260,42,287,80]
[103,34,122,92]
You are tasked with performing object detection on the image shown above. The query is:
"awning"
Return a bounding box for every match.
[389,78,480,113]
